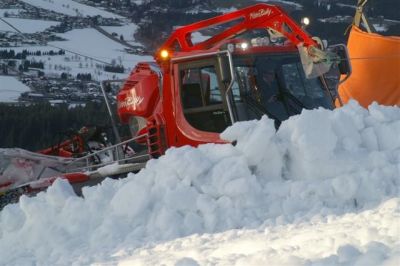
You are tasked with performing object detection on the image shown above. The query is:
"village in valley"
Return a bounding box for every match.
[0,0,148,106]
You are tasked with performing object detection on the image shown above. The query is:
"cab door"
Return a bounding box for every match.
[173,57,231,146]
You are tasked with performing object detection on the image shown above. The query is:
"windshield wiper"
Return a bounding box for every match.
[275,74,309,112]
[243,93,282,124]
[279,89,309,110]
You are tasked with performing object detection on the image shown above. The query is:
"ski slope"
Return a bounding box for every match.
[0,101,399,265]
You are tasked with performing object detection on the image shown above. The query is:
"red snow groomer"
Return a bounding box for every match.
[0,3,350,208]
[117,3,350,157]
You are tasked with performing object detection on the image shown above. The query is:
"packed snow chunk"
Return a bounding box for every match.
[164,186,199,212]
[0,204,25,233]
[353,242,391,266]
[150,145,213,185]
[331,109,363,151]
[368,102,400,123]
[110,178,151,218]
[16,179,76,220]
[337,244,362,263]
[175,257,200,266]
[280,108,338,160]
[45,179,77,207]
[221,116,284,180]
[361,126,379,151]
[330,174,359,201]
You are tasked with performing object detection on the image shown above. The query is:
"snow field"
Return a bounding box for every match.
[0,76,31,102]
[48,28,142,63]
[0,101,399,265]
[3,28,152,81]
[48,28,151,79]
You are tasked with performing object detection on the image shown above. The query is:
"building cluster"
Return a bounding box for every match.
[18,76,111,105]
[0,32,64,47]
[79,0,140,18]
[0,0,126,47]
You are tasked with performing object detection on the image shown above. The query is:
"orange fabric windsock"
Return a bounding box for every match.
[338,26,400,108]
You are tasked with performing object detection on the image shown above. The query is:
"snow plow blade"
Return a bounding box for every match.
[0,148,78,192]
[0,141,150,209]
[0,172,89,209]
[0,148,92,208]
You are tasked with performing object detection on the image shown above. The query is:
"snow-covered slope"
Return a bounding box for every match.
[4,28,152,81]
[0,76,30,102]
[0,101,399,265]
[48,28,151,77]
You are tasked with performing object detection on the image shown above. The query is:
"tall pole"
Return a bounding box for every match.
[100,80,122,161]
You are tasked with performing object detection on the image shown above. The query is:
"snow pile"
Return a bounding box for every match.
[0,101,399,265]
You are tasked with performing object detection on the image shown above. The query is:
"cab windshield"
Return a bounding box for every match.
[230,52,334,126]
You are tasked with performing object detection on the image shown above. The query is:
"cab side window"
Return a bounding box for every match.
[180,65,230,133]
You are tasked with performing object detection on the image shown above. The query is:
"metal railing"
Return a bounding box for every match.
[65,134,150,174]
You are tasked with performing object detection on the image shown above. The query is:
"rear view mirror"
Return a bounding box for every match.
[217,55,232,84]
[328,44,352,76]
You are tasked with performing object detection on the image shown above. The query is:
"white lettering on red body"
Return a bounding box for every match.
[249,8,273,19]
[118,87,144,110]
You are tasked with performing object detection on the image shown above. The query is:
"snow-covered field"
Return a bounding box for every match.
[49,28,150,71]
[0,17,59,33]
[101,24,141,45]
[4,28,152,81]
[0,76,30,102]
[0,101,399,265]
[20,0,123,18]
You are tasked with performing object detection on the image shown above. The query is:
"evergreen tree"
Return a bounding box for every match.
[0,103,113,151]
